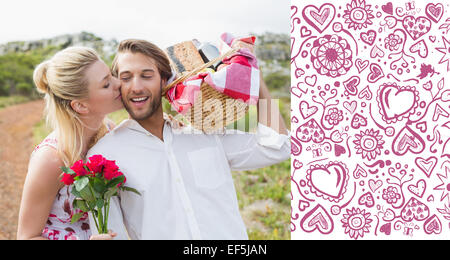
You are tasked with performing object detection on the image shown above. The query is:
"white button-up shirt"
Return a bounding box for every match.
[87,119,290,240]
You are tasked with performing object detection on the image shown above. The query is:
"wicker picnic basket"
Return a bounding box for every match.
[162,41,249,133]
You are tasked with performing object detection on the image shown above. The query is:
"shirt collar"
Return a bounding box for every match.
[118,118,172,138]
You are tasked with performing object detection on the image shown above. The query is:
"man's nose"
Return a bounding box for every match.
[130,77,146,93]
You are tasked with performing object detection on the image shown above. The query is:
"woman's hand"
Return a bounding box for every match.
[89,230,117,240]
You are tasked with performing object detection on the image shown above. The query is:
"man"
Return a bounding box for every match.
[87,39,290,239]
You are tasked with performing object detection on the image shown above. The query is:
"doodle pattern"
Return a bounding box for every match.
[291,0,450,239]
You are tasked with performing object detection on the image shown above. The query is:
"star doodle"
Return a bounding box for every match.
[436,36,450,72]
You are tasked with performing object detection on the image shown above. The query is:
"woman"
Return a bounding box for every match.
[17,47,123,240]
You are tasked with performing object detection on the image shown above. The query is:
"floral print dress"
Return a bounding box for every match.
[32,133,91,240]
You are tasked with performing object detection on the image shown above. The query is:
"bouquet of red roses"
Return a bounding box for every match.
[60,154,140,234]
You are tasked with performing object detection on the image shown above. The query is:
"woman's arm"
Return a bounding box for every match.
[17,147,63,240]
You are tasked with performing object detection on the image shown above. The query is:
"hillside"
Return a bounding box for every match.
[0,31,289,97]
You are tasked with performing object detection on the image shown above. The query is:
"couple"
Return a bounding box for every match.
[17,38,290,240]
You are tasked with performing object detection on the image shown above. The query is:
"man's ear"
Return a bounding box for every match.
[70,100,89,115]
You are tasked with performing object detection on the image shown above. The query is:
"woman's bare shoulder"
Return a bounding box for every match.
[28,145,64,183]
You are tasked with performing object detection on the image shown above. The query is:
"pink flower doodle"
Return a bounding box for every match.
[310,34,353,78]
[382,186,402,205]
[341,207,372,240]
[353,129,385,161]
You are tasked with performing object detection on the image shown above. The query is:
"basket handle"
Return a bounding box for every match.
[162,47,239,96]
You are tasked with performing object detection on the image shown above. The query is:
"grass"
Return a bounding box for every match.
[32,99,291,240]
[0,95,33,109]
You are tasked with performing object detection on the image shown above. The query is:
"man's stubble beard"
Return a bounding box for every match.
[122,80,163,121]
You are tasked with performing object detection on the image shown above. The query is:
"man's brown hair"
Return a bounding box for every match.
[111,39,172,81]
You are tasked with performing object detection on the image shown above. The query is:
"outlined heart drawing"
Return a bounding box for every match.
[377,83,419,124]
[402,16,432,40]
[300,204,334,234]
[306,161,349,202]
[296,119,326,143]
[302,4,336,33]
[425,3,444,23]
[392,126,426,156]
[415,156,437,178]
[401,198,430,222]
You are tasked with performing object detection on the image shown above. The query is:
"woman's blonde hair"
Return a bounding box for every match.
[34,46,108,166]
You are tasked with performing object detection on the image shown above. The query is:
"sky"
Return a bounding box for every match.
[0,0,289,48]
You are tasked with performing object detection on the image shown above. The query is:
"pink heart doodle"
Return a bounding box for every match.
[402,16,432,40]
[367,63,384,83]
[305,75,317,86]
[368,179,383,193]
[300,204,334,234]
[380,223,392,235]
[343,76,360,96]
[343,101,357,114]
[296,119,325,143]
[377,83,419,124]
[382,209,396,222]
[302,4,336,33]
[408,179,427,198]
[433,103,450,121]
[370,45,385,59]
[415,156,437,178]
[300,101,318,119]
[355,58,369,73]
[334,144,346,157]
[401,198,430,222]
[416,121,427,133]
[425,3,444,23]
[298,200,310,212]
[353,164,368,179]
[351,113,368,129]
[291,136,302,156]
[392,126,426,156]
[360,30,377,46]
[300,26,312,38]
[382,2,393,15]
[423,215,442,235]
[409,40,428,58]
[306,161,349,202]
[358,192,375,208]
[358,85,373,100]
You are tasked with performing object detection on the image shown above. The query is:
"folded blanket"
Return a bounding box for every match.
[166,33,260,114]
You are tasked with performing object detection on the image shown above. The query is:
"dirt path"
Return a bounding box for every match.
[0,99,44,239]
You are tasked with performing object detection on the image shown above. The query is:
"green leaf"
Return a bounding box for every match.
[121,186,142,196]
[106,175,125,189]
[79,185,95,202]
[93,178,106,193]
[104,186,119,200]
[71,187,82,199]
[73,199,89,212]
[96,199,104,209]
[75,176,89,192]
[71,212,84,224]
[88,200,97,210]
[61,166,75,175]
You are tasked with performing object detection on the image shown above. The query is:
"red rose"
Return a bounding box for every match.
[116,172,126,187]
[103,160,120,180]
[86,154,106,174]
[70,160,88,177]
[61,173,75,185]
